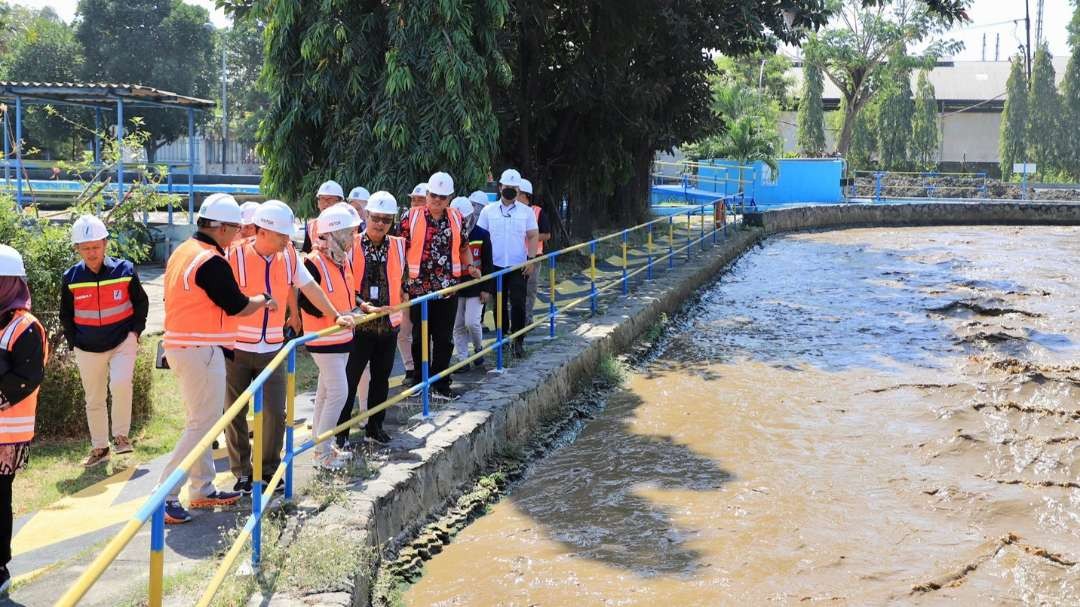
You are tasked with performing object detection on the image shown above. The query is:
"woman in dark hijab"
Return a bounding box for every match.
[0,244,47,596]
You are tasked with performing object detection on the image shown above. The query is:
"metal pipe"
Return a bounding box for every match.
[589,241,597,315]
[187,109,195,224]
[148,503,165,607]
[548,253,557,338]
[421,299,430,417]
[252,389,263,566]
[116,97,124,205]
[495,273,504,371]
[285,348,295,499]
[14,95,22,209]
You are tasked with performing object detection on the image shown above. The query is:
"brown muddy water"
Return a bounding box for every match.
[404,226,1080,606]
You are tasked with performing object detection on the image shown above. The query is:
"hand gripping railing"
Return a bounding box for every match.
[54,197,742,607]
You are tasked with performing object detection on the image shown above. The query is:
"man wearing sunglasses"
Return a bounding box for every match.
[475,168,539,358]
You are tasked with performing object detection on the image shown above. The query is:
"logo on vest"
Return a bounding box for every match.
[113,290,123,301]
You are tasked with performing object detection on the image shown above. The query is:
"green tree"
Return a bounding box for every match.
[1059,4,1080,179]
[1027,43,1061,175]
[76,0,216,162]
[844,97,877,170]
[716,114,779,190]
[999,56,1028,179]
[910,70,939,169]
[797,58,827,156]
[5,11,85,159]
[875,49,914,170]
[810,0,958,155]
[218,17,266,142]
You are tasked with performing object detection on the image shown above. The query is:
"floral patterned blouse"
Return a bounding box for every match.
[401,208,458,297]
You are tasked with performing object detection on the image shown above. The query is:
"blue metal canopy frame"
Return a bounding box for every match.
[0,81,214,223]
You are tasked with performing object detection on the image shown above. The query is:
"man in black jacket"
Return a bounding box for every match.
[60,215,149,467]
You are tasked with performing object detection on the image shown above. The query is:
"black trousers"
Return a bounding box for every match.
[339,329,398,445]
[410,296,457,391]
[495,268,528,344]
[1,474,12,567]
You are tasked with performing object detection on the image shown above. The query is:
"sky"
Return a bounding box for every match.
[8,0,1076,60]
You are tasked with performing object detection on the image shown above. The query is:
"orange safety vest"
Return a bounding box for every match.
[68,269,135,328]
[531,205,544,255]
[163,238,235,348]
[226,240,299,347]
[405,208,464,280]
[0,310,48,444]
[352,234,407,327]
[302,251,355,347]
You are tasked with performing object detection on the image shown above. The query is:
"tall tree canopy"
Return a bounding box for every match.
[1061,2,1080,180]
[797,55,827,157]
[1027,43,1061,176]
[909,70,939,169]
[998,56,1028,180]
[222,0,968,233]
[76,0,217,161]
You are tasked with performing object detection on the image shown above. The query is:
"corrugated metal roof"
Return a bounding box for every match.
[788,58,1069,106]
[0,81,214,109]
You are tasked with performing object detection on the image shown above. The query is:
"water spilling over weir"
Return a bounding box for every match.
[404,226,1080,605]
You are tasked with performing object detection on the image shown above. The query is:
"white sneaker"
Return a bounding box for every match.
[332,444,354,460]
[316,452,347,471]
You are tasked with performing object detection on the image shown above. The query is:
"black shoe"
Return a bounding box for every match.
[366,427,392,444]
[400,373,418,389]
[0,565,10,596]
[473,358,487,371]
[512,341,525,358]
[233,475,252,496]
[433,388,460,402]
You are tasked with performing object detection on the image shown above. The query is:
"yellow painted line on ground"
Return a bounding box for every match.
[13,450,232,557]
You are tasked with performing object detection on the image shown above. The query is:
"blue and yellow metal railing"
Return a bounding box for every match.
[54,196,744,607]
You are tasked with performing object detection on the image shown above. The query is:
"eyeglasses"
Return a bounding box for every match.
[429,193,450,201]
[368,215,394,225]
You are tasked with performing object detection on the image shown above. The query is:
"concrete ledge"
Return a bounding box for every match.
[261,228,761,606]
[752,201,1080,234]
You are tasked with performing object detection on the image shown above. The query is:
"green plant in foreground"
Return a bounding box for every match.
[596,354,628,387]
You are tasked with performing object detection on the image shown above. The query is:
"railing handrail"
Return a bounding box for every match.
[54,196,746,607]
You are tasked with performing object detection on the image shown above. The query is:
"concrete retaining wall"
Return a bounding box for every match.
[751,201,1080,234]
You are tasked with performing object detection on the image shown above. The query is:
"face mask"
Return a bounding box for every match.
[501,187,517,201]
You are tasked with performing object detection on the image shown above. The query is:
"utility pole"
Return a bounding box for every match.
[1025,0,1032,86]
[995,33,1000,61]
[981,33,986,61]
[221,41,227,174]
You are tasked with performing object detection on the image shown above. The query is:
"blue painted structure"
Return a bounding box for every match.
[652,158,846,207]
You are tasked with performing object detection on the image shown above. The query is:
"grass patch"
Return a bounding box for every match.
[595,353,628,387]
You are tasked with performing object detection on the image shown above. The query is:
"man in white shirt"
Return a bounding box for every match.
[224,201,355,495]
[475,168,539,356]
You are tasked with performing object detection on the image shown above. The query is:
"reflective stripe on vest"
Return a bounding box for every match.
[163,238,234,347]
[0,311,48,444]
[302,251,354,346]
[352,234,406,327]
[69,275,135,327]
[227,241,297,346]
[406,208,463,280]
[531,205,544,254]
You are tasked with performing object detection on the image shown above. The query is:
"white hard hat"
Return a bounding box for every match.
[317,203,361,234]
[410,183,428,198]
[428,172,454,197]
[253,200,296,236]
[239,201,261,225]
[469,190,490,206]
[450,196,474,218]
[316,180,345,199]
[198,193,242,224]
[333,201,362,225]
[519,178,533,195]
[71,214,109,244]
[0,244,26,277]
[366,191,398,216]
[348,186,370,202]
[499,168,522,187]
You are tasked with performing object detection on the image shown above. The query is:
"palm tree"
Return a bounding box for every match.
[717,115,778,194]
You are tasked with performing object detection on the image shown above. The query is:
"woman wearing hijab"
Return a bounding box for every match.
[0,244,47,595]
[298,205,360,471]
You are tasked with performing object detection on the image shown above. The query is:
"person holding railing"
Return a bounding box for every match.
[0,245,47,596]
[337,191,407,448]
[400,172,479,400]
[223,201,355,495]
[301,180,346,254]
[451,196,493,371]
[476,169,539,358]
[517,178,551,325]
[60,215,149,468]
[298,204,362,470]
[158,195,279,525]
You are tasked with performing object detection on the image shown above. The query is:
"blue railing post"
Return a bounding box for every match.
[149,501,165,606]
[667,216,674,270]
[723,197,729,237]
[2,109,9,188]
[620,230,628,295]
[93,108,102,167]
[589,241,597,316]
[685,210,692,262]
[548,254,557,338]
[646,224,654,280]
[116,97,124,206]
[14,95,22,209]
[711,201,717,245]
[285,348,295,499]
[251,386,263,567]
[874,171,883,202]
[699,205,706,251]
[495,273,504,370]
[421,298,430,417]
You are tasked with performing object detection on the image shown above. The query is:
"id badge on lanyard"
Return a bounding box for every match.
[369,286,379,301]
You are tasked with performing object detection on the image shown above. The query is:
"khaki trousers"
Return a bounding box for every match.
[74,333,138,449]
[158,346,226,501]
[310,351,350,459]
